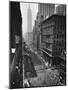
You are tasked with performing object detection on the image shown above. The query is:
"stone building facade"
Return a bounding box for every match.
[41,15,66,65]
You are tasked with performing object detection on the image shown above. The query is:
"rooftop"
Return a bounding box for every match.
[42,14,66,24]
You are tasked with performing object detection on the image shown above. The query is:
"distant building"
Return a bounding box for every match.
[24,32,33,48]
[27,4,32,32]
[38,3,66,20]
[33,12,43,51]
[33,23,40,50]
[25,4,33,48]
[56,5,66,16]
[38,3,55,20]
[41,15,66,65]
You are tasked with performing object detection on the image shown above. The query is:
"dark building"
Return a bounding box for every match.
[41,15,66,66]
[10,2,22,49]
[10,1,23,88]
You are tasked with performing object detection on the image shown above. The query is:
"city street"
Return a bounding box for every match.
[23,47,62,87]
[30,51,43,65]
[10,1,66,89]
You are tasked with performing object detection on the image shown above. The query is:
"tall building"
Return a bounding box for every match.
[41,15,66,66]
[38,3,55,20]
[38,3,66,21]
[10,1,23,88]
[33,20,40,50]
[32,12,43,51]
[33,3,55,51]
[27,4,32,32]
[24,4,33,47]
[10,2,22,49]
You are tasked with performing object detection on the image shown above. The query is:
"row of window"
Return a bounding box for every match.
[54,19,65,26]
[54,39,65,44]
[54,25,65,31]
[54,34,65,38]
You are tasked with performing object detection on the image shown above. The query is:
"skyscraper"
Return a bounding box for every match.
[38,3,55,20]
[27,4,32,32]
[38,4,66,21]
[24,4,33,47]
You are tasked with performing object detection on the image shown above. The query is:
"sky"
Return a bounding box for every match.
[20,2,38,36]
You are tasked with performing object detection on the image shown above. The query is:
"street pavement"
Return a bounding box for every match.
[30,51,43,65]
[23,46,65,87]
[25,50,61,87]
